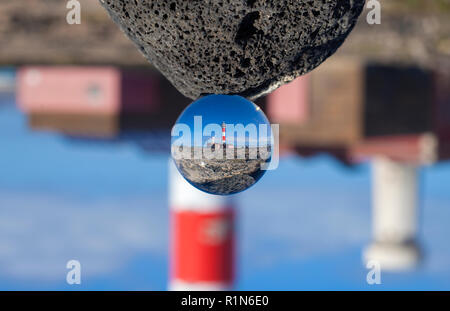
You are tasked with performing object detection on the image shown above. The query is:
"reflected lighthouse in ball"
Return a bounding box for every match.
[222,121,226,149]
[171,95,274,195]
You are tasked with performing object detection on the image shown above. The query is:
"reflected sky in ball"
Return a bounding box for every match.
[172,95,271,147]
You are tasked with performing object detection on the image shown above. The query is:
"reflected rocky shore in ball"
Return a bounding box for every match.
[172,145,271,195]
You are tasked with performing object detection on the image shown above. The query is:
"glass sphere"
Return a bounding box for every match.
[171,95,273,195]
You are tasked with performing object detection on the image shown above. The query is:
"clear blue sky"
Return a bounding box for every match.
[173,95,271,147]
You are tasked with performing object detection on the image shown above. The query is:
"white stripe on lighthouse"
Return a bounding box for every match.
[169,159,234,212]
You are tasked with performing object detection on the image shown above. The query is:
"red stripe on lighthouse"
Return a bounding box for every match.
[171,209,234,284]
[222,122,226,144]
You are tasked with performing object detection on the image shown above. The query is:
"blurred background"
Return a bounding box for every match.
[0,0,449,290]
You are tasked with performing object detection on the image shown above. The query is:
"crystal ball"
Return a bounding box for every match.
[171,95,273,195]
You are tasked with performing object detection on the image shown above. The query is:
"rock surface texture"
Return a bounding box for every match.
[100,0,365,99]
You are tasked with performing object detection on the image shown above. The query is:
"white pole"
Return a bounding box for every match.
[168,159,235,290]
[363,156,422,271]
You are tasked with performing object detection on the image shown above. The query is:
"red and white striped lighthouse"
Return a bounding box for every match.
[168,160,235,290]
[222,121,226,147]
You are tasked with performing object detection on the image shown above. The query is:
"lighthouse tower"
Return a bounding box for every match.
[363,156,422,271]
[222,121,226,148]
[168,160,235,290]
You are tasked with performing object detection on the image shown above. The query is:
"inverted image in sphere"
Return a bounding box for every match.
[171,95,273,195]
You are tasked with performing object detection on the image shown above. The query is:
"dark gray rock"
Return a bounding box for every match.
[100,0,365,100]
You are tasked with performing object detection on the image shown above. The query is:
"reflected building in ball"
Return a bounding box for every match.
[171,95,273,195]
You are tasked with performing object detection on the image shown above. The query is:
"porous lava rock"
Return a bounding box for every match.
[100,0,365,99]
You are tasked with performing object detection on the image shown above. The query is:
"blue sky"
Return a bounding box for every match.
[1,83,450,290]
[172,95,271,147]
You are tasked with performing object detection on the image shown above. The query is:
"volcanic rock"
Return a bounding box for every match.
[100,0,365,99]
